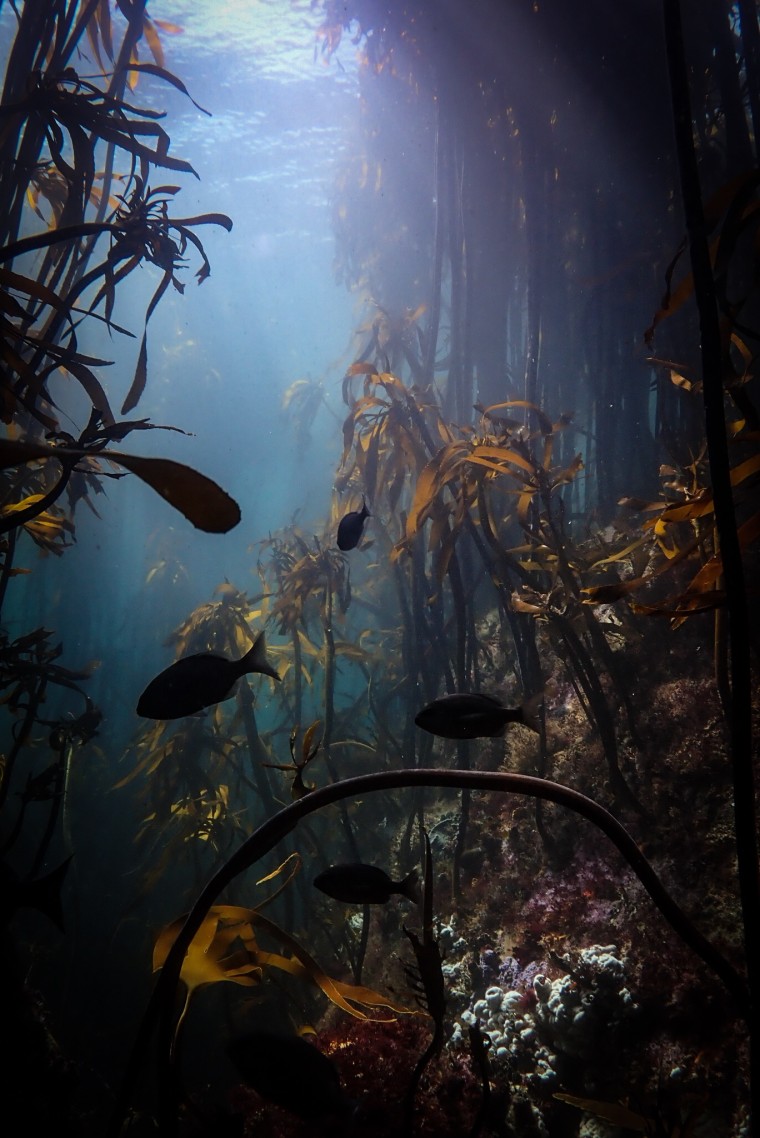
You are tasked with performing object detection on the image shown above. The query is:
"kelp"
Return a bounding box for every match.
[152,859,423,1067]
[0,1,233,508]
[110,766,748,1137]
[3,5,756,1135]
[338,373,641,811]
[154,899,425,1119]
[662,8,759,1120]
[263,719,323,800]
[253,527,379,847]
[281,376,333,449]
[0,419,241,535]
[553,1093,650,1133]
[399,398,578,563]
[582,442,759,628]
[0,181,232,422]
[0,624,100,870]
[116,584,279,890]
[0,14,238,1115]
[402,829,446,1134]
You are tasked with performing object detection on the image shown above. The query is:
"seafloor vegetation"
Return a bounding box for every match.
[1,2,758,1137]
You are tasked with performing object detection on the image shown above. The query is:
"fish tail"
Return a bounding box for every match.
[240,631,281,682]
[27,855,73,931]
[520,691,544,734]
[400,867,422,905]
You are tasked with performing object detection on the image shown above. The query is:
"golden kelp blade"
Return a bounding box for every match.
[301,720,322,763]
[0,438,240,533]
[481,398,554,435]
[254,852,302,909]
[152,906,264,1050]
[108,452,240,532]
[153,906,263,992]
[153,903,423,1027]
[249,909,426,1022]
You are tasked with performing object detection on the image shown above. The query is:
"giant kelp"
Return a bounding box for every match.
[120,2,756,1132]
[111,346,756,1132]
[0,6,236,1130]
[114,766,749,1137]
[2,3,758,1137]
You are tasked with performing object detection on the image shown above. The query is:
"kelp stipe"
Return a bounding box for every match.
[401,829,447,1135]
[256,528,363,860]
[335,366,651,844]
[110,765,748,1137]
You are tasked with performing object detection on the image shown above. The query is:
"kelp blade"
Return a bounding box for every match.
[101,452,241,533]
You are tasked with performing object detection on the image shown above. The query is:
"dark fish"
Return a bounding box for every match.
[314,862,421,905]
[227,1031,348,1121]
[414,692,541,740]
[336,497,370,551]
[0,856,72,931]
[137,631,280,719]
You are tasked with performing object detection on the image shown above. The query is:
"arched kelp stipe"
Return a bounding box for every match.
[111,767,749,1137]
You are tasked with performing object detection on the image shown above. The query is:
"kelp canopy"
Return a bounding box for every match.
[1,2,759,1138]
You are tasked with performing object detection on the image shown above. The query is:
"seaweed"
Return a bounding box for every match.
[112,765,748,1137]
[2,4,757,1136]
[0,13,235,1122]
[401,829,446,1134]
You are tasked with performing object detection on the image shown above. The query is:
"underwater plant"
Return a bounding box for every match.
[0,11,237,1127]
[2,3,757,1137]
[111,764,748,1138]
[0,412,240,535]
[116,582,282,892]
[0,1,236,549]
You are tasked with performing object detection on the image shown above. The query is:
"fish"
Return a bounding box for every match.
[227,1031,349,1121]
[136,631,280,719]
[0,856,72,931]
[336,497,370,551]
[414,691,542,740]
[313,862,421,905]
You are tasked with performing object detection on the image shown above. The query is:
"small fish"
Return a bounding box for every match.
[314,862,421,905]
[336,497,370,551]
[137,631,280,719]
[414,692,541,740]
[227,1031,349,1121]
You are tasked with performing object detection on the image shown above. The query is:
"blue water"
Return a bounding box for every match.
[11,0,361,729]
[4,2,371,1096]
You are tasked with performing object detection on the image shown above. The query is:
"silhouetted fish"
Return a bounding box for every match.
[337,497,370,551]
[0,856,72,931]
[314,862,421,905]
[137,631,280,719]
[414,692,541,740]
[227,1031,348,1121]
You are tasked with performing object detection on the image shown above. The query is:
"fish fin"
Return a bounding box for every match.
[400,867,422,905]
[520,691,544,733]
[27,855,73,931]
[240,631,280,682]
